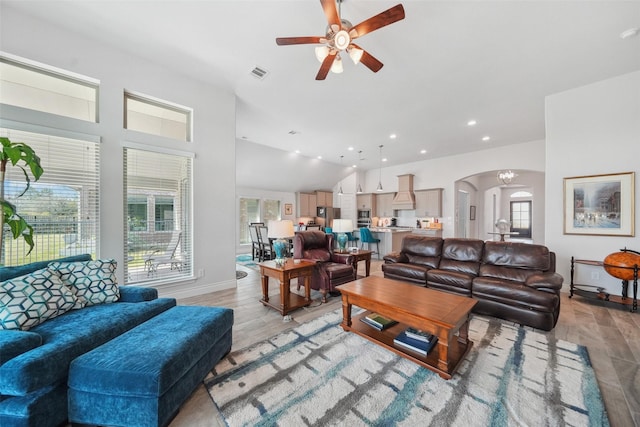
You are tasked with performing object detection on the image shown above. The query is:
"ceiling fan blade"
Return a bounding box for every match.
[351,43,384,73]
[276,36,323,46]
[316,50,337,80]
[320,0,341,29]
[349,4,405,39]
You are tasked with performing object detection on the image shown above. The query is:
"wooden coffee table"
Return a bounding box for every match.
[259,259,315,316]
[339,276,477,379]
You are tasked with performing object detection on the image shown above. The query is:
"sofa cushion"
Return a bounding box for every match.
[427,270,475,295]
[0,330,42,364]
[383,263,428,285]
[0,254,92,282]
[48,259,119,307]
[472,277,560,313]
[479,264,542,283]
[0,297,176,396]
[482,241,551,271]
[438,238,484,275]
[0,269,79,331]
[325,262,354,280]
[400,235,443,268]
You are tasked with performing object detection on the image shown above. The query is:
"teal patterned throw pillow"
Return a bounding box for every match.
[0,268,79,330]
[49,259,120,307]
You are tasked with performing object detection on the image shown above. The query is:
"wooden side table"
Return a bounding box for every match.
[334,249,373,277]
[259,259,314,316]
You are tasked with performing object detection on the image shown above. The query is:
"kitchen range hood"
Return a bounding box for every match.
[392,174,416,210]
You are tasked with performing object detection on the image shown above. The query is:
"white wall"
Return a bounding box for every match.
[362,140,547,238]
[1,7,237,299]
[546,71,640,293]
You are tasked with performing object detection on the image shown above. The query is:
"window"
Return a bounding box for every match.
[238,198,281,245]
[124,147,192,284]
[0,55,99,122]
[239,198,260,245]
[0,127,100,266]
[510,201,532,238]
[124,92,192,142]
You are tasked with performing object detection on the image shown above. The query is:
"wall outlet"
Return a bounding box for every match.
[197,269,204,278]
[590,271,600,280]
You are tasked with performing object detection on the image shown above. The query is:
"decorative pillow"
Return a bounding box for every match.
[48,259,119,307]
[0,268,79,330]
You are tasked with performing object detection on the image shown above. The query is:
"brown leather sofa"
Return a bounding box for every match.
[382,235,564,331]
[293,231,356,302]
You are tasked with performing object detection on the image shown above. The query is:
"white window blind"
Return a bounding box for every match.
[124,147,192,284]
[0,127,100,265]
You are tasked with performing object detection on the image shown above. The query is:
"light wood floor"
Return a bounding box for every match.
[172,260,639,427]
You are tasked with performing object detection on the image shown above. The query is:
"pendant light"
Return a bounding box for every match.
[376,145,384,192]
[338,155,344,196]
[356,150,363,194]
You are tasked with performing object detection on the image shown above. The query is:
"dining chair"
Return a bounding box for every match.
[257,225,274,261]
[248,225,261,260]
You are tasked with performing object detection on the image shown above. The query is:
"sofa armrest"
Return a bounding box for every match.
[0,330,42,365]
[119,286,158,302]
[525,272,564,292]
[383,252,407,264]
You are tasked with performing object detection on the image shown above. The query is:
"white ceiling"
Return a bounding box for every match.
[3,1,640,190]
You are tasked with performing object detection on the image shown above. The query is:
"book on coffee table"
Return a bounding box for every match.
[360,313,398,330]
[394,331,438,356]
[405,327,434,343]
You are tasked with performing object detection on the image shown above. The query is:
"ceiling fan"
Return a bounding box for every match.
[276,0,405,80]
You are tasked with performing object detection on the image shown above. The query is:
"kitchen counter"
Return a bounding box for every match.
[360,227,413,256]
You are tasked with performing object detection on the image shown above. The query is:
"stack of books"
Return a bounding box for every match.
[360,313,398,330]
[393,327,438,356]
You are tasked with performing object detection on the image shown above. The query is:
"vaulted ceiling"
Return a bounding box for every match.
[3,1,640,192]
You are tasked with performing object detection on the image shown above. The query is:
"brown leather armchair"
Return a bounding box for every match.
[293,231,356,302]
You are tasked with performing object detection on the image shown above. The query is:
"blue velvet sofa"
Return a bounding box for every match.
[0,255,177,427]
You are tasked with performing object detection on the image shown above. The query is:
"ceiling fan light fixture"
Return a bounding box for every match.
[331,55,344,73]
[315,45,330,62]
[348,46,363,64]
[334,30,351,50]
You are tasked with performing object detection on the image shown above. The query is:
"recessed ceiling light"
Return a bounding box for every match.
[482,136,491,141]
[620,27,640,39]
[420,149,427,154]
[382,158,388,162]
[467,120,477,126]
[317,155,322,159]
[352,164,357,168]
[348,146,354,151]
[389,134,397,139]
[295,149,301,154]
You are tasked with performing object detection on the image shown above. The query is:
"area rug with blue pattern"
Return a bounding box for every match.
[206,309,609,426]
[235,254,258,271]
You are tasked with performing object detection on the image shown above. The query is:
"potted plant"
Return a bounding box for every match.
[0,136,44,259]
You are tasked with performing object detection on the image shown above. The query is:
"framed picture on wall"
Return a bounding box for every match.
[284,203,293,216]
[469,205,476,221]
[563,172,635,236]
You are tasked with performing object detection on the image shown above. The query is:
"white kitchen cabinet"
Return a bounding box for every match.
[414,188,443,217]
[375,193,394,217]
[298,193,317,217]
[315,191,332,207]
[356,193,376,212]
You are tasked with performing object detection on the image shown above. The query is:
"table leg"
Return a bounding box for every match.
[280,277,289,315]
[340,298,352,330]
[303,275,311,302]
[458,317,470,345]
[261,275,269,303]
[364,256,371,277]
[436,336,450,373]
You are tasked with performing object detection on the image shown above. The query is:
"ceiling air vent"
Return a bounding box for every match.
[250,66,269,80]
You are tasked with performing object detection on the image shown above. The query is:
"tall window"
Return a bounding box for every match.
[0,127,100,265]
[124,92,192,142]
[124,147,192,284]
[238,198,281,245]
[239,198,260,245]
[0,55,99,122]
[510,201,532,238]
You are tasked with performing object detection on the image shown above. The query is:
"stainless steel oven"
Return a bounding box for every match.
[357,209,371,228]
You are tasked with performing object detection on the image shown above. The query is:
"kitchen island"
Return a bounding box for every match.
[364,227,413,257]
